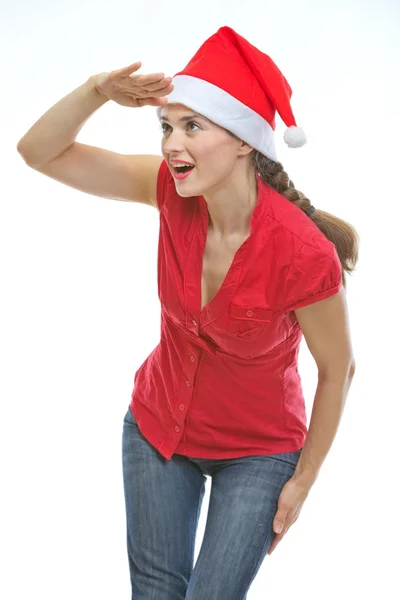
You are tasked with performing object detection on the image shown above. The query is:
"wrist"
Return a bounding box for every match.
[293,467,319,489]
[88,73,110,104]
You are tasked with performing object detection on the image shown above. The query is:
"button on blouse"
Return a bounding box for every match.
[130,160,342,460]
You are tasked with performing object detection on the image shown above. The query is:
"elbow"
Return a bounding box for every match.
[317,360,356,381]
[16,137,28,155]
[349,361,356,378]
[16,143,39,168]
[16,141,31,164]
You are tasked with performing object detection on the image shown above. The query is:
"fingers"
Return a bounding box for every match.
[144,83,174,98]
[144,96,171,107]
[115,61,173,89]
[115,61,142,74]
[114,62,170,88]
[129,80,174,99]
[133,73,170,88]
[142,77,173,92]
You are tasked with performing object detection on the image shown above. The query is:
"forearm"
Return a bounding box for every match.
[17,74,109,167]
[293,368,355,487]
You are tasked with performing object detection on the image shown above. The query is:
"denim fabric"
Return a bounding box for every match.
[122,406,302,600]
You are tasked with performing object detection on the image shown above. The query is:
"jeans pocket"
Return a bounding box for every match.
[286,449,302,468]
[270,448,302,471]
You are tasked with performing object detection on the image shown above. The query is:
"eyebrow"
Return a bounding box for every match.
[159,113,210,123]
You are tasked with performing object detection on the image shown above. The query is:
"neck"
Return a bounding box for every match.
[204,168,259,238]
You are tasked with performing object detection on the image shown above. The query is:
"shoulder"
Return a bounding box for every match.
[264,186,335,260]
[156,159,184,213]
[262,189,342,313]
[156,159,200,218]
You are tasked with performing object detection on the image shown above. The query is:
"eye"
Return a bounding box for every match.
[159,121,201,134]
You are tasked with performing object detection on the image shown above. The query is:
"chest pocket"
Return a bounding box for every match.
[228,304,274,337]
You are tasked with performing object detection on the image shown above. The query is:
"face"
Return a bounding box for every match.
[159,103,251,197]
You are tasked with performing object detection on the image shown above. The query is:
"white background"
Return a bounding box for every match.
[1,0,399,598]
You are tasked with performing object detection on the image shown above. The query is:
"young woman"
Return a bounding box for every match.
[18,25,357,600]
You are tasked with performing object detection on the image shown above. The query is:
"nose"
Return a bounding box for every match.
[162,129,187,155]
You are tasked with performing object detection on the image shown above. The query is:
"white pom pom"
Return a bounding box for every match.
[284,126,307,148]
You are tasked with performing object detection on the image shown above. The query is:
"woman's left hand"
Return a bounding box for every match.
[267,475,311,555]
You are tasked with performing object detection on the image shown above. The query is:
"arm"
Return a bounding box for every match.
[16,72,165,208]
[292,286,356,488]
[17,75,109,167]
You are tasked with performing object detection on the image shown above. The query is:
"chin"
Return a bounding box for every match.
[175,184,203,198]
[177,192,198,199]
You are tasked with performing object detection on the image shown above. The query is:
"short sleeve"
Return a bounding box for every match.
[282,243,342,313]
[156,159,171,213]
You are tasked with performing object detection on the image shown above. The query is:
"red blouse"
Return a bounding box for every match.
[129,159,342,460]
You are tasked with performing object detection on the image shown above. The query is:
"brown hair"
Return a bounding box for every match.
[251,150,359,290]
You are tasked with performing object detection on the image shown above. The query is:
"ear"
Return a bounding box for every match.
[237,140,255,157]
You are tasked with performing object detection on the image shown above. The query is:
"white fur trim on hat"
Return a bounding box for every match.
[283,126,307,148]
[156,75,278,161]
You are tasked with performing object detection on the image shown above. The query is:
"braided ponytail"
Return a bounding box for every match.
[251,150,359,289]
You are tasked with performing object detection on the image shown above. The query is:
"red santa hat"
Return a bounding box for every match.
[156,26,306,162]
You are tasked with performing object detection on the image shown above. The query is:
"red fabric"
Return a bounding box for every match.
[173,25,296,130]
[129,160,342,460]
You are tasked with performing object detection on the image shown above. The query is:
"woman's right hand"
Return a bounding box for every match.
[92,61,174,107]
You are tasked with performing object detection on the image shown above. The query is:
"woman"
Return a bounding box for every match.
[17,25,357,600]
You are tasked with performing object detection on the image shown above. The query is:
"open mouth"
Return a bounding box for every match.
[173,165,195,174]
[172,164,195,180]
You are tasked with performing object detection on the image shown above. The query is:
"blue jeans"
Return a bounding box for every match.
[122,406,302,600]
